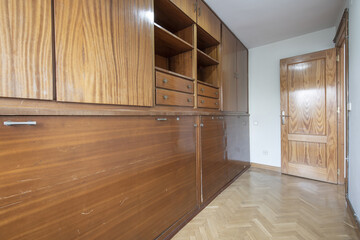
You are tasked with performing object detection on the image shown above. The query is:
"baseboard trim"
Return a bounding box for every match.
[346,197,360,238]
[251,163,281,172]
[159,165,250,240]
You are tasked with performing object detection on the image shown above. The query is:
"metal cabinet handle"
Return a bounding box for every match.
[200,123,204,127]
[163,95,168,100]
[187,98,193,102]
[198,7,201,16]
[215,102,219,106]
[200,88,204,92]
[4,121,37,126]
[201,100,205,104]
[163,79,168,84]
[187,85,192,89]
[215,92,219,95]
[156,118,168,121]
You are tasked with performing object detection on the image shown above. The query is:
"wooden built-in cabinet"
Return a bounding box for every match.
[222,25,249,113]
[0,0,251,239]
[200,115,250,203]
[55,0,154,106]
[0,116,197,239]
[0,0,53,100]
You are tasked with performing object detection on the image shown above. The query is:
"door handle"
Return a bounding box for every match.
[4,121,37,126]
[280,111,290,125]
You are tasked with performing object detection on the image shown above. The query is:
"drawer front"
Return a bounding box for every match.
[197,83,219,99]
[156,71,194,94]
[156,88,194,107]
[198,96,219,109]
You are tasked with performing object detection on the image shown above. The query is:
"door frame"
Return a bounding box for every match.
[334,9,349,187]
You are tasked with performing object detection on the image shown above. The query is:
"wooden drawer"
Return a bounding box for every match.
[156,88,194,107]
[198,96,219,109]
[197,83,219,99]
[156,71,194,94]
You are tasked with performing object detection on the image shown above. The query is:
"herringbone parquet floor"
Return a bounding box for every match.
[173,168,360,240]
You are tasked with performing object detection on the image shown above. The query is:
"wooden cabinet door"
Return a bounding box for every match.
[236,41,249,113]
[0,0,53,100]
[55,0,153,106]
[171,0,197,22]
[222,26,237,112]
[197,0,221,42]
[225,115,250,181]
[201,116,227,203]
[0,116,197,239]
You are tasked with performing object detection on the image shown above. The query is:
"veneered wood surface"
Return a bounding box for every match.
[197,0,220,42]
[198,96,219,109]
[221,25,237,112]
[54,0,153,106]
[236,41,249,113]
[280,49,337,183]
[156,88,194,107]
[0,116,197,239]
[156,71,194,94]
[0,0,53,100]
[197,83,219,99]
[170,0,197,22]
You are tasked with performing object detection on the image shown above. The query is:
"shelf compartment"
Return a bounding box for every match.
[197,26,219,50]
[197,49,219,66]
[197,80,219,89]
[155,23,193,57]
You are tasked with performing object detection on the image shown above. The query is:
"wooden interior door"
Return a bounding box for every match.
[0,0,53,100]
[280,49,338,183]
[221,26,237,112]
[55,0,153,106]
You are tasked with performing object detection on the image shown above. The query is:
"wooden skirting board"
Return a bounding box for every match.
[251,163,281,172]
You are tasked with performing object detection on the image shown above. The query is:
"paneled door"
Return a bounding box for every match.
[0,0,53,100]
[280,49,338,183]
[197,0,220,42]
[236,40,248,113]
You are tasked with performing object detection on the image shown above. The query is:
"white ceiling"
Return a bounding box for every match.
[205,0,346,48]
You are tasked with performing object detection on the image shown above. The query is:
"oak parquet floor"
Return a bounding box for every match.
[173,168,360,240]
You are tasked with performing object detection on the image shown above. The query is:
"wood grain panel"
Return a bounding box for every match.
[197,83,219,99]
[156,71,194,94]
[288,59,326,135]
[289,141,326,168]
[156,88,194,107]
[221,25,237,112]
[225,116,251,181]
[236,41,249,113]
[197,0,220,42]
[54,0,153,106]
[281,49,337,183]
[201,116,227,203]
[0,0,53,100]
[198,96,219,109]
[0,116,197,239]
[170,0,197,22]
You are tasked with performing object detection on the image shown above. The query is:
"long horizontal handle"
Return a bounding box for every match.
[4,121,37,126]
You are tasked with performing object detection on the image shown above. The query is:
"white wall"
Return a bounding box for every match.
[249,27,336,167]
[348,0,360,223]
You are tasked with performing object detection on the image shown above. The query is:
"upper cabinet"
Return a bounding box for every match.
[0,0,53,100]
[197,0,221,42]
[222,25,237,112]
[54,0,154,106]
[171,0,197,22]
[236,41,249,113]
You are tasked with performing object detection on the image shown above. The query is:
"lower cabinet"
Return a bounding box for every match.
[0,116,197,240]
[201,115,250,203]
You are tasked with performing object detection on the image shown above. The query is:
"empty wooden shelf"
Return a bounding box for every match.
[197,49,219,66]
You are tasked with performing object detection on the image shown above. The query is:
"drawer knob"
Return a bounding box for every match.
[215,92,219,95]
[187,85,192,89]
[163,79,168,84]
[201,100,205,104]
[215,102,219,106]
[163,95,168,100]
[187,98,192,102]
[200,88,204,92]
